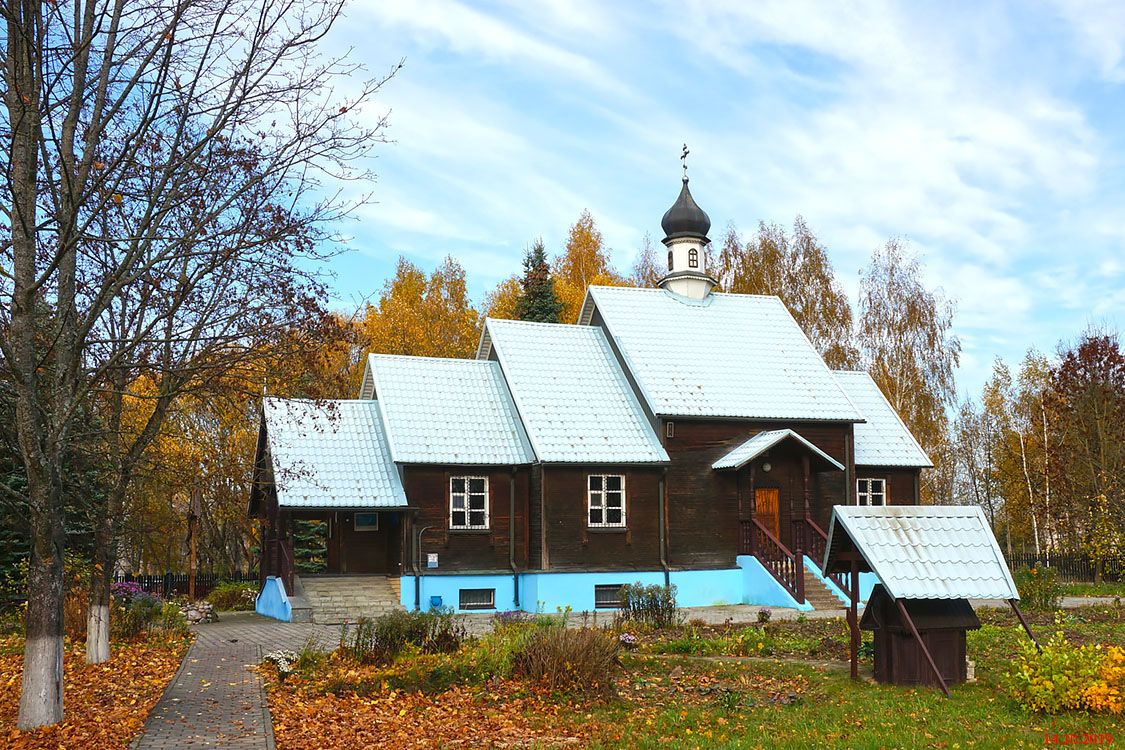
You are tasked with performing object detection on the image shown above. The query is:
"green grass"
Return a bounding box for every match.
[582,655,1122,749]
[287,607,1125,749]
[578,608,1125,749]
[1060,581,1125,598]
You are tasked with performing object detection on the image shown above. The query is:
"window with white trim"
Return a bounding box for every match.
[688,247,699,268]
[450,476,488,530]
[857,478,886,506]
[588,474,626,527]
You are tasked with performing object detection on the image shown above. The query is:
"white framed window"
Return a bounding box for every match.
[588,474,626,527]
[354,512,379,531]
[450,476,489,530]
[688,247,699,268]
[857,478,886,506]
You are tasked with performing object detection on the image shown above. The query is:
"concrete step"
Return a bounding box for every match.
[802,570,847,610]
[296,575,404,624]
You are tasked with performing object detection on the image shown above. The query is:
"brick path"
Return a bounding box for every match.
[132,614,337,749]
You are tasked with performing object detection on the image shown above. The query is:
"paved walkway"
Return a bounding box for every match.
[133,614,337,749]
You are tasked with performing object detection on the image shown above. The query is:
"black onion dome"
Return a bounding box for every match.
[661,178,711,241]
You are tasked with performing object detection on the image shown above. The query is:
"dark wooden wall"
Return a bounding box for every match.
[406,466,530,573]
[854,467,921,505]
[663,420,855,560]
[539,465,663,571]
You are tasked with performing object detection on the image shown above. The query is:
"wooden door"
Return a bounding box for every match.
[755,488,780,538]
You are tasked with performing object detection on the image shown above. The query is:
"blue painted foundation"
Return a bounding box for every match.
[802,555,878,606]
[736,556,813,611]
[256,576,292,622]
[400,563,811,614]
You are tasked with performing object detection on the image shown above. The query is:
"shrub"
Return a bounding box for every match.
[205,581,258,611]
[1009,631,1124,714]
[1015,566,1063,611]
[111,588,163,639]
[620,583,679,629]
[513,627,620,695]
[336,609,467,665]
[159,602,190,636]
[757,607,772,624]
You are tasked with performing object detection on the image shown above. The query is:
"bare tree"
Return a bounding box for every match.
[1,0,396,727]
[858,240,960,503]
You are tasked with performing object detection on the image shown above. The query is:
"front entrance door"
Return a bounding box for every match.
[331,511,401,574]
[755,488,780,538]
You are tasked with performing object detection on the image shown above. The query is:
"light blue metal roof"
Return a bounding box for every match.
[824,506,1020,600]
[262,398,408,508]
[833,371,932,467]
[581,286,864,421]
[483,318,669,464]
[712,429,845,471]
[365,354,534,465]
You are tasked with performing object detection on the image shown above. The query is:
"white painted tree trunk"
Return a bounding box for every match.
[18,636,64,729]
[86,604,110,664]
[1019,431,1041,558]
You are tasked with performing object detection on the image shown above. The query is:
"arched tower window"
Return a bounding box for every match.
[667,250,674,271]
[688,248,699,269]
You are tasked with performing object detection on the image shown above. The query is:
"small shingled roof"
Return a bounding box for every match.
[482,318,669,464]
[833,371,932,468]
[364,354,534,466]
[580,286,864,421]
[262,398,408,509]
[712,429,845,471]
[823,506,1019,600]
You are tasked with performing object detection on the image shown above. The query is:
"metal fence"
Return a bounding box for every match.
[111,571,259,599]
[1004,552,1123,582]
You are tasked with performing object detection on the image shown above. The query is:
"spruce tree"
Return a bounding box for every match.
[515,239,563,323]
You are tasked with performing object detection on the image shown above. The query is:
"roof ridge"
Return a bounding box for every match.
[487,317,596,332]
[368,353,488,365]
[265,397,377,405]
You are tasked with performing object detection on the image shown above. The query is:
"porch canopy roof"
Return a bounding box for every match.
[261,398,409,510]
[823,506,1020,601]
[711,428,845,472]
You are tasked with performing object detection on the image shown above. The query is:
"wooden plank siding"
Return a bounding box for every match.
[854,467,921,506]
[663,420,854,561]
[539,466,664,571]
[405,466,531,573]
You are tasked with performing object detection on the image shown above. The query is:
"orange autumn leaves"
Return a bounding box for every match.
[0,635,189,748]
[268,681,590,749]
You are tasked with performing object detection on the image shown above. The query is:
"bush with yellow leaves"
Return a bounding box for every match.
[1009,631,1123,714]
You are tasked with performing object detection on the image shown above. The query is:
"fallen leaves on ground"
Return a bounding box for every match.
[0,633,190,749]
[267,674,592,749]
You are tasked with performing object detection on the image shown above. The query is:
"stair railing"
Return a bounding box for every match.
[792,516,849,595]
[743,518,805,604]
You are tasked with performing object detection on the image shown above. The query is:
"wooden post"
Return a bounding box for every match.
[849,559,860,680]
[796,548,805,604]
[895,597,951,698]
[1008,599,1040,650]
[187,485,201,601]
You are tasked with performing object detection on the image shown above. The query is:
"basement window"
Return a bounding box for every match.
[459,588,495,611]
[857,478,886,506]
[595,584,625,609]
[588,474,626,527]
[450,476,489,530]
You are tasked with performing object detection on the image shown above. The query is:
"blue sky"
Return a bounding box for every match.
[318,0,1124,396]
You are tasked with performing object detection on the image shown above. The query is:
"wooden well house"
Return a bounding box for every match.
[822,506,1037,696]
[860,583,980,687]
